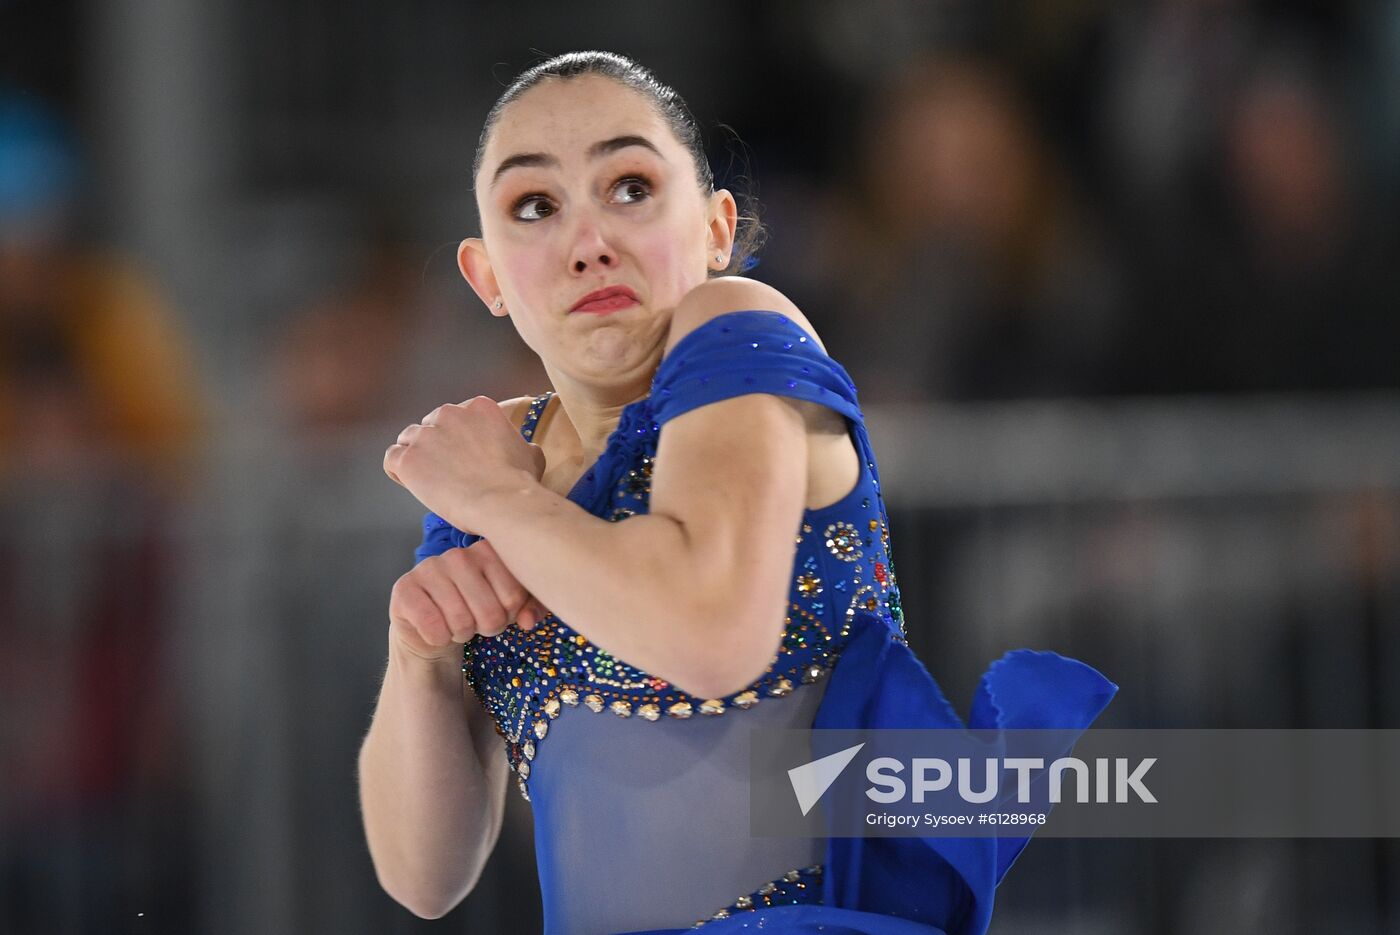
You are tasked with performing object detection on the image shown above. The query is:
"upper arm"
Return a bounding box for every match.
[652,277,821,532]
[661,278,842,463]
[646,280,822,689]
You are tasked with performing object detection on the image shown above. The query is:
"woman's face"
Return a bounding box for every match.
[460,75,736,390]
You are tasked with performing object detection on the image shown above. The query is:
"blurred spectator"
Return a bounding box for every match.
[1096,0,1257,221]
[1113,39,1400,393]
[1211,46,1398,390]
[0,90,201,932]
[0,91,204,487]
[807,56,1124,402]
[265,233,547,438]
[0,467,193,933]
[268,244,417,433]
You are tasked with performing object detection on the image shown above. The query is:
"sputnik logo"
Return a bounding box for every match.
[788,742,865,816]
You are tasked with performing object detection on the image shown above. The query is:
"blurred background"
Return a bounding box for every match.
[2,0,1398,932]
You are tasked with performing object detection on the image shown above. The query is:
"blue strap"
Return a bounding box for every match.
[650,310,863,428]
[520,391,554,441]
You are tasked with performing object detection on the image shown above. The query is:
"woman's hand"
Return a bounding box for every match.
[388,540,550,664]
[384,397,546,531]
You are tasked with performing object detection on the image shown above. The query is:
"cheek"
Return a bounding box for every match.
[483,246,555,352]
[632,216,707,303]
[496,243,553,313]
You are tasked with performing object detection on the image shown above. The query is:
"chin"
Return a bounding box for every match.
[577,325,650,371]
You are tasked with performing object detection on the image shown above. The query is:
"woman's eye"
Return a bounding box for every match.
[513,196,555,222]
[610,175,652,204]
[511,174,652,222]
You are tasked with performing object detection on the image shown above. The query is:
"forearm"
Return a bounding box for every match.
[466,480,772,697]
[358,641,501,919]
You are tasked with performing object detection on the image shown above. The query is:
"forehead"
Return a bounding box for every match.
[484,75,677,167]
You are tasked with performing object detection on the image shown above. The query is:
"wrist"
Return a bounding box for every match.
[452,469,540,538]
[388,632,464,686]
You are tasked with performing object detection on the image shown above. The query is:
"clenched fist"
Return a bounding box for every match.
[384,397,547,531]
[388,539,550,664]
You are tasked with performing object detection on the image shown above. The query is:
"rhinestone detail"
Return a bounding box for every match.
[690,864,825,926]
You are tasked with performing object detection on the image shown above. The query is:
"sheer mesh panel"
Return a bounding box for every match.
[528,678,829,933]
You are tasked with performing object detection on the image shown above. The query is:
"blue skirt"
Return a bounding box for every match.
[619,613,1118,935]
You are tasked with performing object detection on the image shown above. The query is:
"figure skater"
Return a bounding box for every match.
[359,50,1117,935]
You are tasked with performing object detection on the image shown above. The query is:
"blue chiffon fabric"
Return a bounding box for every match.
[413,310,1118,934]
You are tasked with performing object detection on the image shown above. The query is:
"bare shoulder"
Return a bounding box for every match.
[664,276,829,357]
[665,277,847,440]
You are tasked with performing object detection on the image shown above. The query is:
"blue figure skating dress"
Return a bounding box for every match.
[413,310,1119,934]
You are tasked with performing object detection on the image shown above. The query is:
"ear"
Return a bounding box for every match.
[457,237,507,318]
[706,189,739,268]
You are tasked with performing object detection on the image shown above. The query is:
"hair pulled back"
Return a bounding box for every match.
[471,50,765,277]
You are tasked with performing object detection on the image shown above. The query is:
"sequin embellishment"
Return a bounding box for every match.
[690,864,824,926]
[824,521,862,561]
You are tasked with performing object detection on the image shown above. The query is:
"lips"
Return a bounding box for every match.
[570,285,640,314]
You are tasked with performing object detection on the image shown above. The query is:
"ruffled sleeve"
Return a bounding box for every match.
[650,309,864,428]
[813,613,1119,935]
[412,511,480,566]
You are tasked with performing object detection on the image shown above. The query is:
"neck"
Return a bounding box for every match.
[542,366,653,465]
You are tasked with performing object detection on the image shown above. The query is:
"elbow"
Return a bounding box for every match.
[406,901,454,922]
[380,877,467,921]
[374,865,477,921]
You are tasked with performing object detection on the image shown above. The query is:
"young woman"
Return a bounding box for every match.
[359,51,1118,935]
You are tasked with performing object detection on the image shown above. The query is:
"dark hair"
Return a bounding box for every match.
[470,50,766,277]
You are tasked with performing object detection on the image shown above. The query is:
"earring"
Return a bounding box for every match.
[493,297,503,310]
[715,253,724,264]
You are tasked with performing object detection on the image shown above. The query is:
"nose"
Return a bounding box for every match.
[574,252,613,272]
[568,217,616,273]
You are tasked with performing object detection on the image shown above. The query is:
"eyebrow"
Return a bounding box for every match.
[489,134,665,190]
